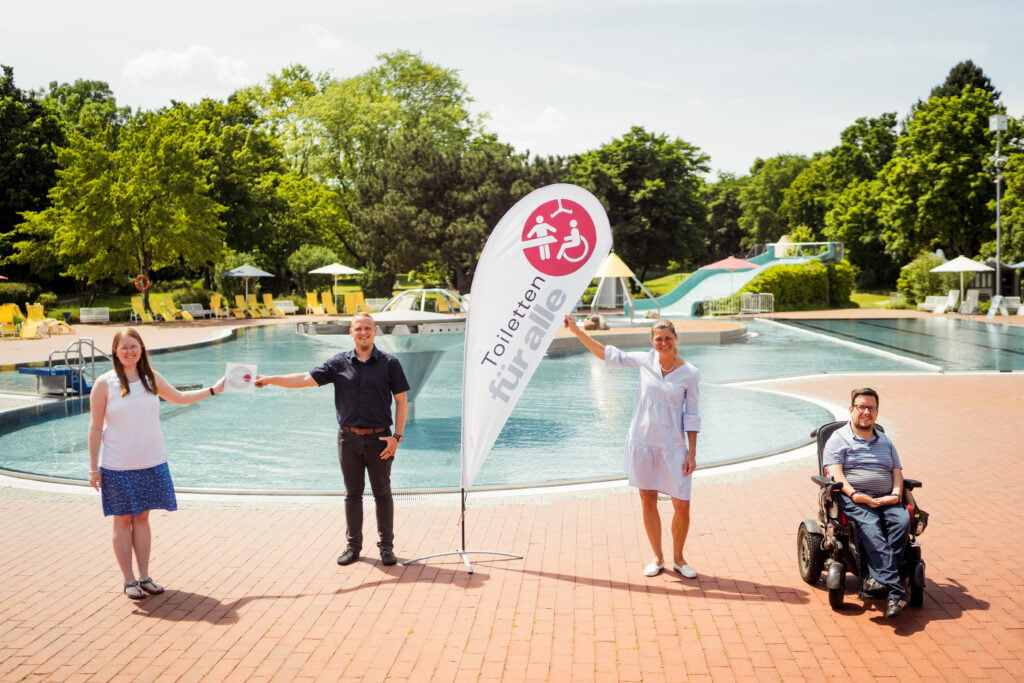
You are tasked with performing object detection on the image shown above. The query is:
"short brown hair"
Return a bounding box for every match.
[850,387,879,406]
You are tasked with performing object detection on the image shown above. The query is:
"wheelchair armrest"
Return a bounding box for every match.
[812,475,840,491]
[903,479,922,490]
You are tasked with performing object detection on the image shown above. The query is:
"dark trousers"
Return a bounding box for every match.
[839,496,910,601]
[338,430,394,551]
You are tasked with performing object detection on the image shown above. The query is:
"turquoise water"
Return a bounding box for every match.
[0,318,981,491]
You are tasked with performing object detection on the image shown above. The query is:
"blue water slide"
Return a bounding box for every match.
[632,249,831,317]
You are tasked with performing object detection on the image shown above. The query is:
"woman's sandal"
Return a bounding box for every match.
[138,577,165,595]
[123,581,146,600]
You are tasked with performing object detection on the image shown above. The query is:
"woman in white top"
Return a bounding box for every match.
[88,327,225,600]
[564,316,701,579]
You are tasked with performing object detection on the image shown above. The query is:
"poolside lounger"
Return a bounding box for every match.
[236,295,262,318]
[320,290,338,316]
[343,292,368,315]
[306,292,325,315]
[1,304,20,338]
[164,299,195,321]
[209,294,229,319]
[933,289,959,314]
[248,293,271,317]
[958,289,980,315]
[262,293,285,317]
[130,296,155,323]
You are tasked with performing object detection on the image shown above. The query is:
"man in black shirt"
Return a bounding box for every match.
[256,313,410,566]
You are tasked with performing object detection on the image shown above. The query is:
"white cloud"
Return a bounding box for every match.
[304,25,342,51]
[552,62,673,92]
[122,45,254,90]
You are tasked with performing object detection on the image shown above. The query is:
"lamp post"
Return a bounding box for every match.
[989,114,1009,298]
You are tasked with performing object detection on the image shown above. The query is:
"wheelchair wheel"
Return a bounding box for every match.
[827,562,846,610]
[797,524,825,585]
[910,561,925,608]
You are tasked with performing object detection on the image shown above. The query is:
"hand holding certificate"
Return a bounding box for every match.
[224,362,257,393]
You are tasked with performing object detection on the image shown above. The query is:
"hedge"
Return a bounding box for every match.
[741,259,856,311]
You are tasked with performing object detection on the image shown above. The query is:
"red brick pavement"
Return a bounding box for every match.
[2,332,1023,680]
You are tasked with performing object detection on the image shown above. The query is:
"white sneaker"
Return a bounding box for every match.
[673,562,697,579]
[644,562,664,577]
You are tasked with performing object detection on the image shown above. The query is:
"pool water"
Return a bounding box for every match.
[0,317,1005,491]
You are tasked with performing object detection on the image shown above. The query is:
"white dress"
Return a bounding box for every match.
[605,346,701,500]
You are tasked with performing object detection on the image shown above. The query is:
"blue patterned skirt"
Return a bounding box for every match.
[100,462,178,517]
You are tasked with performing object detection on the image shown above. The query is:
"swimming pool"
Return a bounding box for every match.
[1,317,1008,491]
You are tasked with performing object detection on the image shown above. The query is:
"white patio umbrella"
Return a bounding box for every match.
[222,263,274,300]
[309,263,362,310]
[929,255,993,301]
[1010,261,1024,269]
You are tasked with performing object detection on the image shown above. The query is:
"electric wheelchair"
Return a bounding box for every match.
[797,421,928,610]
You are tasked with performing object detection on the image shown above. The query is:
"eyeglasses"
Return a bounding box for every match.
[852,404,878,413]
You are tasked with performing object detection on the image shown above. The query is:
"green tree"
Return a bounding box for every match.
[11,107,225,306]
[307,51,480,293]
[737,154,809,249]
[567,126,709,278]
[287,244,339,294]
[42,79,129,137]
[703,172,747,261]
[929,59,1000,102]
[877,86,1000,262]
[0,65,65,279]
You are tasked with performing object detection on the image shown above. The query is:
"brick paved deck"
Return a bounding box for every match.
[2,314,1022,681]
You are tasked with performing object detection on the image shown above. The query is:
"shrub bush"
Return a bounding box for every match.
[0,281,40,305]
[36,292,59,309]
[742,259,857,311]
[896,253,957,304]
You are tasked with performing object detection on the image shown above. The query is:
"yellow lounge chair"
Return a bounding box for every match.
[306,292,325,315]
[20,320,46,339]
[163,298,194,321]
[152,299,177,322]
[262,293,285,317]
[321,290,338,316]
[1,304,20,338]
[26,303,73,334]
[248,293,272,317]
[130,296,155,323]
[343,292,372,315]
[210,294,230,319]
[235,294,262,318]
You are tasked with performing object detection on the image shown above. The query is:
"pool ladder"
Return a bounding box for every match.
[18,337,111,397]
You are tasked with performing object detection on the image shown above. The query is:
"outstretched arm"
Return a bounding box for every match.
[564,315,606,360]
[155,372,226,405]
[255,372,318,389]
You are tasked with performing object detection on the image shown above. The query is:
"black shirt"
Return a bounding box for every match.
[310,347,410,428]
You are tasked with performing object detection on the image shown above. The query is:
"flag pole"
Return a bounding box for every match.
[402,488,522,574]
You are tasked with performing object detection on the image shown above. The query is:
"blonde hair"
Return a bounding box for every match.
[111,327,157,396]
[650,319,678,339]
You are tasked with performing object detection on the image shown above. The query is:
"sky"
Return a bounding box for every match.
[5,0,1022,178]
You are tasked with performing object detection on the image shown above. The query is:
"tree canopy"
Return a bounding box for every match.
[567,126,709,278]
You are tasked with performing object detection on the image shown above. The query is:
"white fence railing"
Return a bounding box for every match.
[703,293,775,316]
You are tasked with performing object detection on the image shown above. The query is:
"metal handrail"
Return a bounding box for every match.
[47,337,111,396]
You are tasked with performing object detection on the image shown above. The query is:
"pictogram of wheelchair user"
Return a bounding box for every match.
[556,220,589,263]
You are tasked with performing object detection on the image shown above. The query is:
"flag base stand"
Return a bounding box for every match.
[402,488,522,575]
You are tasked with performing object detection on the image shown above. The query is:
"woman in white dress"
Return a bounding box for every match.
[88,327,225,600]
[564,316,701,578]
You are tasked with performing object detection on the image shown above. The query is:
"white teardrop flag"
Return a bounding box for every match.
[461,184,612,489]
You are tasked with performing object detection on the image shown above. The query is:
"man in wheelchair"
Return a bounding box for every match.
[803,387,925,617]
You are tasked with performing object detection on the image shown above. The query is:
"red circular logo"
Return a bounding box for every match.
[520,199,596,276]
